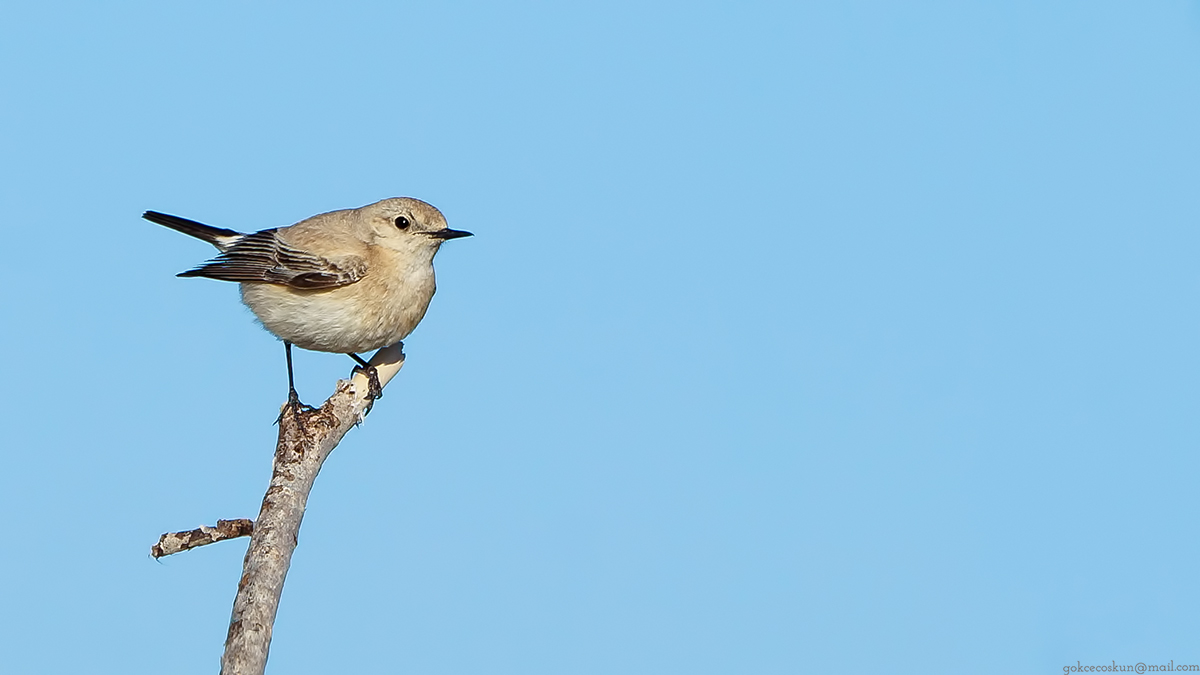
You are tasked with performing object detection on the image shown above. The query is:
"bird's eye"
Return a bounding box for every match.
[394,216,411,230]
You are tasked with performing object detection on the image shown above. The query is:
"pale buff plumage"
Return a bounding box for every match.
[238,199,451,353]
[144,197,471,401]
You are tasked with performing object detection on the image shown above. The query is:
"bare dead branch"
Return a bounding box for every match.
[151,519,255,558]
[219,343,406,675]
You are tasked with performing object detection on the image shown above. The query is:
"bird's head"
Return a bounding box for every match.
[363,197,472,257]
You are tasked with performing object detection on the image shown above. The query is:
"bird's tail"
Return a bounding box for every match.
[143,211,243,250]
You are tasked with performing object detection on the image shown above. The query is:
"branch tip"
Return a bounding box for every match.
[151,518,255,558]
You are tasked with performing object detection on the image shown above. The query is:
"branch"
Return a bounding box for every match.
[220,343,407,675]
[151,519,254,558]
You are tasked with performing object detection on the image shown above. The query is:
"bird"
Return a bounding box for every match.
[144,197,472,410]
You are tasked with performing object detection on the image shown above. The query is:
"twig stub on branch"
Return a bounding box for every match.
[151,519,255,558]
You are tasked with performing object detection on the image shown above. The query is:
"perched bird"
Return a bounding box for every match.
[145,197,472,408]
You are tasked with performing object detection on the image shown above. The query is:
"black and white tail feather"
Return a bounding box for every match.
[143,211,243,250]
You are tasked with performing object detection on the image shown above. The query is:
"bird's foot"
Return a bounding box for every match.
[277,387,317,426]
[351,365,383,416]
[352,364,384,402]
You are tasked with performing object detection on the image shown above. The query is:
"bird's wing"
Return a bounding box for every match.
[177,229,366,289]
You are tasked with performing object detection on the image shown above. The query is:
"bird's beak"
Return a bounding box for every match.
[427,228,474,240]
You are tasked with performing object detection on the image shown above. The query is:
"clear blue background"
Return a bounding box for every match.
[1,2,1197,673]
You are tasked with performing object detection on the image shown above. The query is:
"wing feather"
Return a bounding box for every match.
[177,230,365,289]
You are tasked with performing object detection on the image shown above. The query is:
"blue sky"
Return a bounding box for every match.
[2,2,1199,673]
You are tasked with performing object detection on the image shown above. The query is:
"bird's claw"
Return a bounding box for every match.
[277,387,317,426]
[352,364,384,407]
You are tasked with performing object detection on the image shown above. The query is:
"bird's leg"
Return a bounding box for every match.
[348,353,384,402]
[280,341,316,423]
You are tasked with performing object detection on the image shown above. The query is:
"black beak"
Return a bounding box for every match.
[428,228,474,240]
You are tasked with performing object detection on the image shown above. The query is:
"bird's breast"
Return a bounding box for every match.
[240,263,436,354]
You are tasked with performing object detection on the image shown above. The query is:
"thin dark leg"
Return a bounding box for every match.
[347,353,383,401]
[285,342,299,401]
[280,341,315,423]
